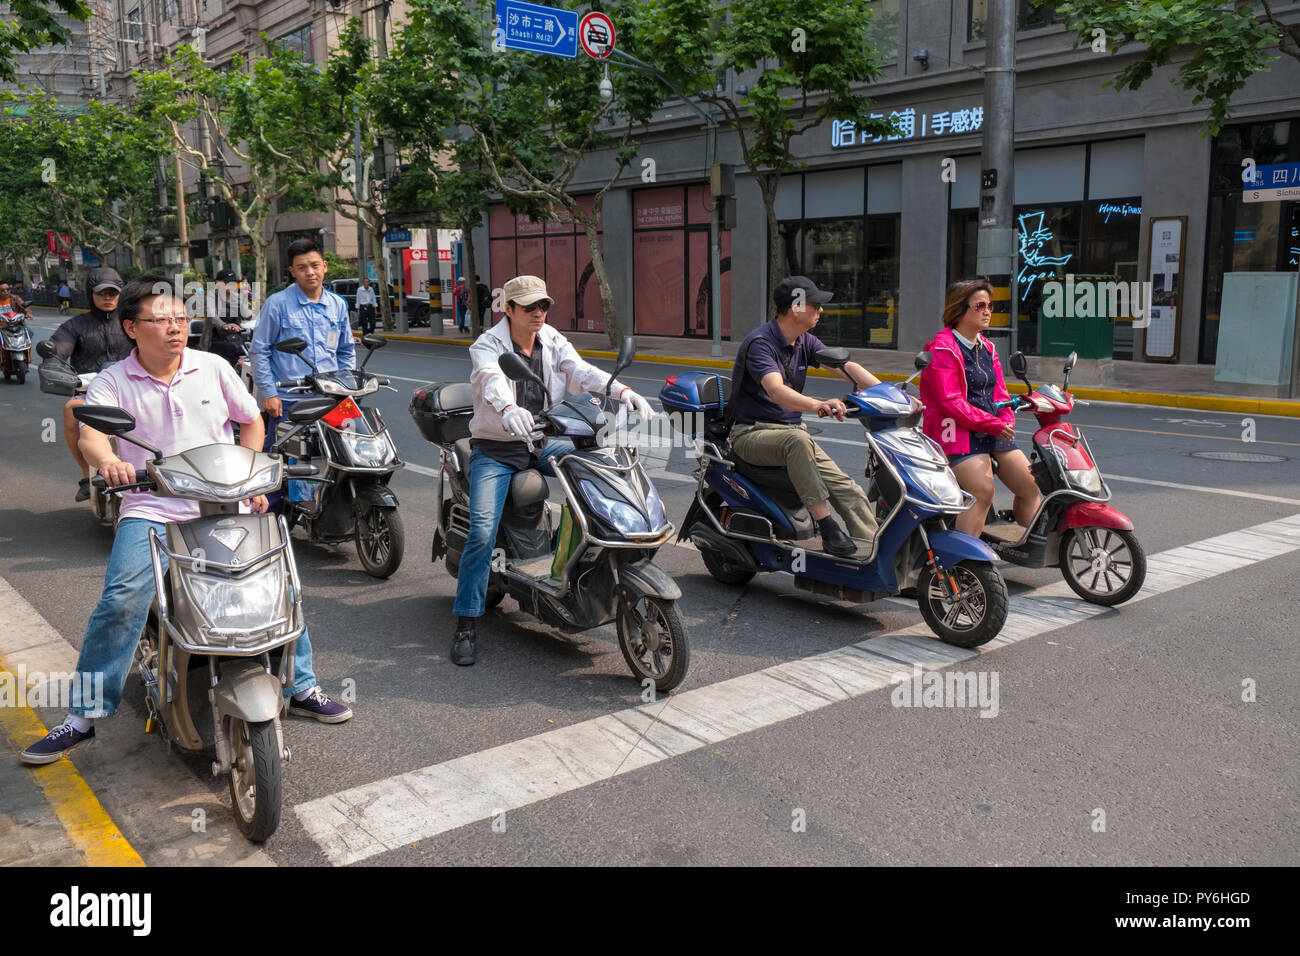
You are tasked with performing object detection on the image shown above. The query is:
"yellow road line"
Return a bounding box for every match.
[0,652,144,867]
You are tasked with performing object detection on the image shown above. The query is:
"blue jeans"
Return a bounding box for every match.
[452,439,573,617]
[70,518,317,718]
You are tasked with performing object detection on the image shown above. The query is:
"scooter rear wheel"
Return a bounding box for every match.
[226,716,282,843]
[700,542,756,586]
[916,560,1008,648]
[1059,527,1145,606]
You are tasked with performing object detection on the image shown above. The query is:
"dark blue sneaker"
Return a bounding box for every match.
[20,718,94,765]
[288,686,352,723]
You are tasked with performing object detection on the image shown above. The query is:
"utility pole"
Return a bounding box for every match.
[976,0,1017,355]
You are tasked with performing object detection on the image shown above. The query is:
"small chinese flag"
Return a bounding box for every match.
[322,396,364,428]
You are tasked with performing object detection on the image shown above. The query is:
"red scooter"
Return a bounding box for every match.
[982,350,1145,605]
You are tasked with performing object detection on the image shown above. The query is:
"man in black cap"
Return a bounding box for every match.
[199,269,245,367]
[727,276,881,556]
[49,267,133,501]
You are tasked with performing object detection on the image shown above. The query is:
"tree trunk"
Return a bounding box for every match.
[580,214,621,347]
[758,173,783,312]
[369,222,394,331]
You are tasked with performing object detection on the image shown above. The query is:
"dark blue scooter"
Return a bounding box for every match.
[660,350,1008,648]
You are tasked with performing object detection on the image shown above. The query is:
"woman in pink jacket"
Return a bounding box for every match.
[920,278,1041,537]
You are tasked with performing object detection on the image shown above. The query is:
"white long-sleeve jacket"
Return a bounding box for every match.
[468,318,628,443]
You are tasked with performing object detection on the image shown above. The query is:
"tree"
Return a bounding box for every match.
[0,0,90,83]
[629,0,895,296]
[1047,1,1300,135]
[11,91,168,269]
[133,44,327,313]
[382,0,670,346]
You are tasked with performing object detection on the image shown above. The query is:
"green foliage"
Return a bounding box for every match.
[1048,0,1298,135]
[0,0,90,83]
[323,251,357,277]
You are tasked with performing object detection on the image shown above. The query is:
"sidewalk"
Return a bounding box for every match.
[369,325,1300,417]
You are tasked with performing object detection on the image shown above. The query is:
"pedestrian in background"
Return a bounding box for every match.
[57,279,72,313]
[356,277,378,335]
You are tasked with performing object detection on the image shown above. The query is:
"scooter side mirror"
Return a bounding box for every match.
[361,334,386,351]
[499,351,547,392]
[1010,351,1029,378]
[606,335,637,395]
[35,339,56,359]
[814,347,851,369]
[914,350,933,371]
[275,337,308,355]
[1064,351,1077,374]
[73,404,136,436]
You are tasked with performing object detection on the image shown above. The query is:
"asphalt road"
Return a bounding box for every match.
[2,310,1297,866]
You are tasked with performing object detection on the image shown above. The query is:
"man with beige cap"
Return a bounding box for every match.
[450,275,655,665]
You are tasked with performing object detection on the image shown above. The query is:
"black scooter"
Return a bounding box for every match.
[410,337,690,692]
[271,335,405,578]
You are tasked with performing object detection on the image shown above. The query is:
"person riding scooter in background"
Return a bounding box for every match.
[919,278,1041,538]
[199,269,246,367]
[19,275,351,767]
[727,276,881,557]
[48,267,133,502]
[450,274,654,667]
[0,278,34,320]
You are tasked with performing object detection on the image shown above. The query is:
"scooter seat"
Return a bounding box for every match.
[453,438,472,475]
[509,468,549,507]
[731,455,800,495]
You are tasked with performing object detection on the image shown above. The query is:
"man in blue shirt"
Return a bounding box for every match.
[250,238,355,503]
[729,276,880,556]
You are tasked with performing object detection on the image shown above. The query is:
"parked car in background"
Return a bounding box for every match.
[328,277,434,328]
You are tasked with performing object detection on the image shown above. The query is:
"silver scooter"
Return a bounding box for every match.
[74,397,335,842]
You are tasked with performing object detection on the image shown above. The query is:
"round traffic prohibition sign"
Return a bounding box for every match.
[580,11,615,59]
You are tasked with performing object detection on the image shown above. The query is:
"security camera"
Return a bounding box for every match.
[598,75,613,101]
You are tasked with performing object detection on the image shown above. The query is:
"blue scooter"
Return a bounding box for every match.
[660,350,1008,648]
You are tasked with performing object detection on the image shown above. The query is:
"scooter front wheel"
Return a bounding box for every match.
[616,593,690,693]
[355,507,404,578]
[225,716,282,843]
[1059,527,1145,605]
[916,560,1008,649]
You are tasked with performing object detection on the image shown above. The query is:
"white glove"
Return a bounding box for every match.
[502,405,535,438]
[619,388,654,422]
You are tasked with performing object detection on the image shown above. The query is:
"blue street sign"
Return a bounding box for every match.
[1242,162,1300,203]
[496,0,577,58]
[385,229,412,243]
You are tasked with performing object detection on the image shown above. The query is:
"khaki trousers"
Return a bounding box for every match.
[730,421,878,538]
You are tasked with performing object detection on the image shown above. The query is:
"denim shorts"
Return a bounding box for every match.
[948,431,1016,466]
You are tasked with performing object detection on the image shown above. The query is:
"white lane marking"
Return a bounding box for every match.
[293,513,1300,865]
[403,462,439,478]
[1106,474,1300,506]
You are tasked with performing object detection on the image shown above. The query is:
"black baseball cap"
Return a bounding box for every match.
[88,267,123,293]
[773,275,834,312]
[216,269,237,281]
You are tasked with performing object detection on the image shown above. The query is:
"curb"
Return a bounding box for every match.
[359,331,1300,417]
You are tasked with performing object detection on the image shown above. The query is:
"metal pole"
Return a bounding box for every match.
[976,0,1017,355]
[708,123,723,358]
[355,112,366,282]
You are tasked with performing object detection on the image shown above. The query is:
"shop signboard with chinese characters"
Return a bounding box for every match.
[1242,162,1300,203]
[830,106,984,149]
[1144,217,1186,362]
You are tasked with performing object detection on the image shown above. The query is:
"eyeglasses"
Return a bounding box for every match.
[512,300,550,314]
[131,316,189,328]
[968,302,993,312]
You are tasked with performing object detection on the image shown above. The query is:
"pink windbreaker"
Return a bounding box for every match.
[919,326,1015,456]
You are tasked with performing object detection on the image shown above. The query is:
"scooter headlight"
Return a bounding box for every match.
[336,428,395,466]
[911,466,966,508]
[184,562,285,631]
[1068,467,1102,494]
[643,482,666,531]
[579,479,649,534]
[154,465,279,500]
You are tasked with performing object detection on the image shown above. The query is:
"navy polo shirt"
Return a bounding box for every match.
[730,319,828,425]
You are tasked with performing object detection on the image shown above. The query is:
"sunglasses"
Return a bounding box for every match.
[513,300,551,314]
[968,302,993,312]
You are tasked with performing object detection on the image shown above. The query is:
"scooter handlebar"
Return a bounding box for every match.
[91,469,153,494]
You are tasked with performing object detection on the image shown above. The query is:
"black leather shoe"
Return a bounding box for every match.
[75,477,90,503]
[450,616,477,666]
[818,519,857,557]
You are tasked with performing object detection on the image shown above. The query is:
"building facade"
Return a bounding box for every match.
[473,0,1300,389]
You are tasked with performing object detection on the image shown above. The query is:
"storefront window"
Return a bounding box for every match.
[488,201,603,332]
[1086,198,1143,360]
[632,184,731,338]
[1015,205,1082,355]
[866,0,899,63]
[1201,119,1299,363]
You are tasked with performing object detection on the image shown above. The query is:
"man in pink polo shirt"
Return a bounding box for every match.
[21,275,351,766]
